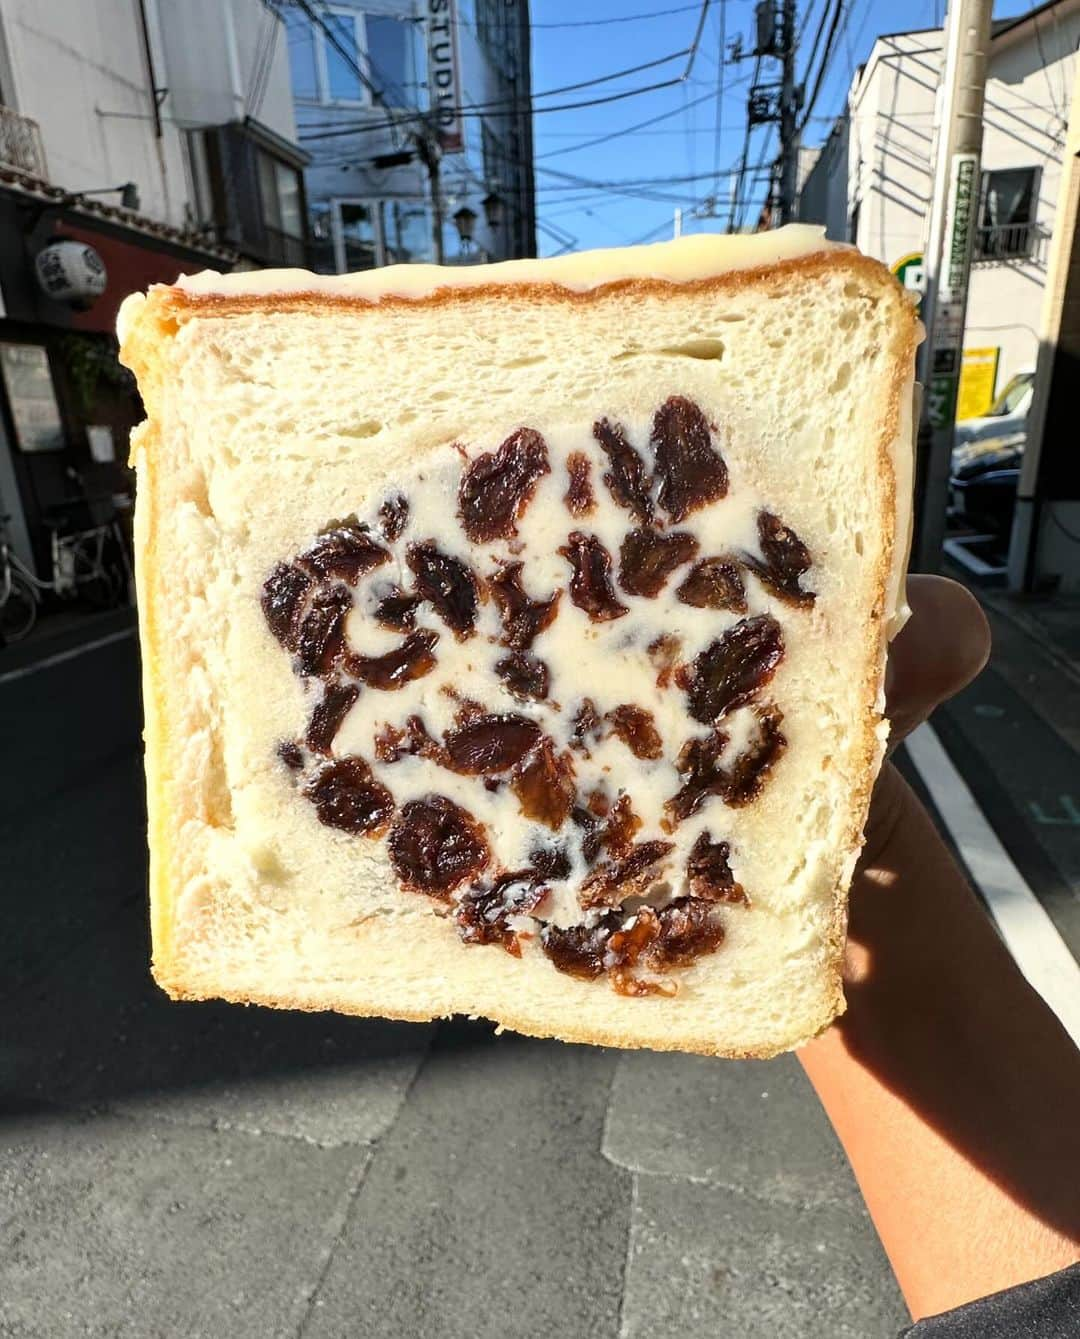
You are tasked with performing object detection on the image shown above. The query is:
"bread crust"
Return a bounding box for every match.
[121,247,919,1058]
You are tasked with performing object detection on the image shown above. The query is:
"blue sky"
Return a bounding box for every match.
[529,0,1036,255]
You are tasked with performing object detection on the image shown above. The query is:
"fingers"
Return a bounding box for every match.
[885,576,991,749]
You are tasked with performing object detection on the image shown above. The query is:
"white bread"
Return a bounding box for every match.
[118,226,919,1058]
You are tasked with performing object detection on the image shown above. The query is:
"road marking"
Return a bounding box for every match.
[906,722,1080,1047]
[0,626,135,685]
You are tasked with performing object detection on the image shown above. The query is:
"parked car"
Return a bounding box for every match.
[953,367,1034,448]
[950,431,1024,537]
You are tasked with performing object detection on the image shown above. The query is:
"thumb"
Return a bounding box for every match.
[884,575,991,750]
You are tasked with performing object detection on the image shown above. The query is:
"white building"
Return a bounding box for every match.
[0,0,305,585]
[800,0,1080,405]
[283,0,535,272]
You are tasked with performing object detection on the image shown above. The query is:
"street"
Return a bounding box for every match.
[1,586,1077,1338]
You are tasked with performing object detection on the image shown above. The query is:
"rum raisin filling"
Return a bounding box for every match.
[261,395,818,997]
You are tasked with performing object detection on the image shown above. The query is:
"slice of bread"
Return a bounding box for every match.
[118,226,919,1058]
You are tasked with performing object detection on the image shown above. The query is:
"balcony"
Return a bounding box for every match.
[973,221,1036,262]
[263,224,310,268]
[0,105,47,180]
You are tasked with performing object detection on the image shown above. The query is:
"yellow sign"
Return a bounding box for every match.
[957,347,1000,420]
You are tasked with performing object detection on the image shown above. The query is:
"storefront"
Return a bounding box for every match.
[0,176,235,582]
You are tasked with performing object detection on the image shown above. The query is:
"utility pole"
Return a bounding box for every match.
[728,1,802,232]
[414,126,445,265]
[913,0,993,571]
[777,0,799,223]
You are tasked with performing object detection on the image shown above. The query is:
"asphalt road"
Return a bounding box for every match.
[2,597,1076,1338]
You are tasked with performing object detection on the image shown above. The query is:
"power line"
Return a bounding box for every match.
[712,0,727,199]
[798,0,848,131]
[536,87,721,161]
[301,0,715,145]
[727,53,760,231]
[530,3,706,29]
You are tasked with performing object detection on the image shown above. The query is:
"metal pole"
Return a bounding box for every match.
[778,0,799,224]
[674,208,683,238]
[913,0,993,572]
[416,128,445,265]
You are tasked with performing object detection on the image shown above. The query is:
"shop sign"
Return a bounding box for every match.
[957,347,1000,421]
[427,0,463,153]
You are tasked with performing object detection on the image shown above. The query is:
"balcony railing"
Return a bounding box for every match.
[263,224,310,268]
[0,105,47,179]
[973,221,1035,261]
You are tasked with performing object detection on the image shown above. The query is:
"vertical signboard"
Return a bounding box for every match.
[427,0,463,153]
[928,152,979,428]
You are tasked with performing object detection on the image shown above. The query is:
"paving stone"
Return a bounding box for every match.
[300,1021,632,1339]
[0,1105,367,1339]
[603,1050,861,1207]
[620,1173,907,1339]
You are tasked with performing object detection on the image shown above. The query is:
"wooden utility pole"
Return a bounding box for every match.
[777,0,800,224]
[914,0,994,572]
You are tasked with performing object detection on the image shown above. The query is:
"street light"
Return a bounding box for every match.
[482,192,503,231]
[452,205,477,255]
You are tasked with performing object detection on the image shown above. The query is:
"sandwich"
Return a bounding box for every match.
[118,225,919,1057]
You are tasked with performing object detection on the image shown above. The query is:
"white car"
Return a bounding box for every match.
[953,368,1034,449]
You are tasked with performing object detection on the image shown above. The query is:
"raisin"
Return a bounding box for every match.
[489,561,560,650]
[647,634,683,689]
[304,756,394,835]
[374,587,421,631]
[686,832,747,903]
[379,494,409,542]
[388,796,490,898]
[442,688,486,725]
[608,908,676,997]
[343,628,438,691]
[725,704,787,806]
[261,562,313,650]
[530,844,572,880]
[444,713,543,774]
[579,840,674,909]
[458,428,550,543]
[651,396,728,522]
[593,418,653,523]
[559,532,628,623]
[496,651,550,702]
[374,722,406,763]
[599,793,642,860]
[570,698,603,753]
[676,557,748,613]
[456,873,548,954]
[299,523,390,585]
[677,614,784,723]
[407,541,481,638]
[645,897,724,967]
[606,705,663,760]
[541,915,620,980]
[666,729,729,823]
[564,451,596,517]
[618,528,699,598]
[296,584,352,678]
[743,510,816,607]
[511,737,576,829]
[306,681,360,756]
[277,740,304,771]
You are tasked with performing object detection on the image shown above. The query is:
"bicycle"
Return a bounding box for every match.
[0,506,134,643]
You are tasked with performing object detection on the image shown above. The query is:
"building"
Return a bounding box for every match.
[799,1,1080,403]
[282,0,535,272]
[0,0,306,587]
[798,0,1080,592]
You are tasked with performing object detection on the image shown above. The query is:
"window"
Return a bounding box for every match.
[285,7,319,100]
[975,167,1038,260]
[185,130,215,227]
[0,344,64,453]
[381,200,432,264]
[335,201,378,271]
[258,151,304,239]
[283,5,410,107]
[367,15,409,106]
[328,198,434,272]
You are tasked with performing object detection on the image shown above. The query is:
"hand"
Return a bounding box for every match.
[863,575,990,867]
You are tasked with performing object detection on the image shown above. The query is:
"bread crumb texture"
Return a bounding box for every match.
[122,252,917,1057]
